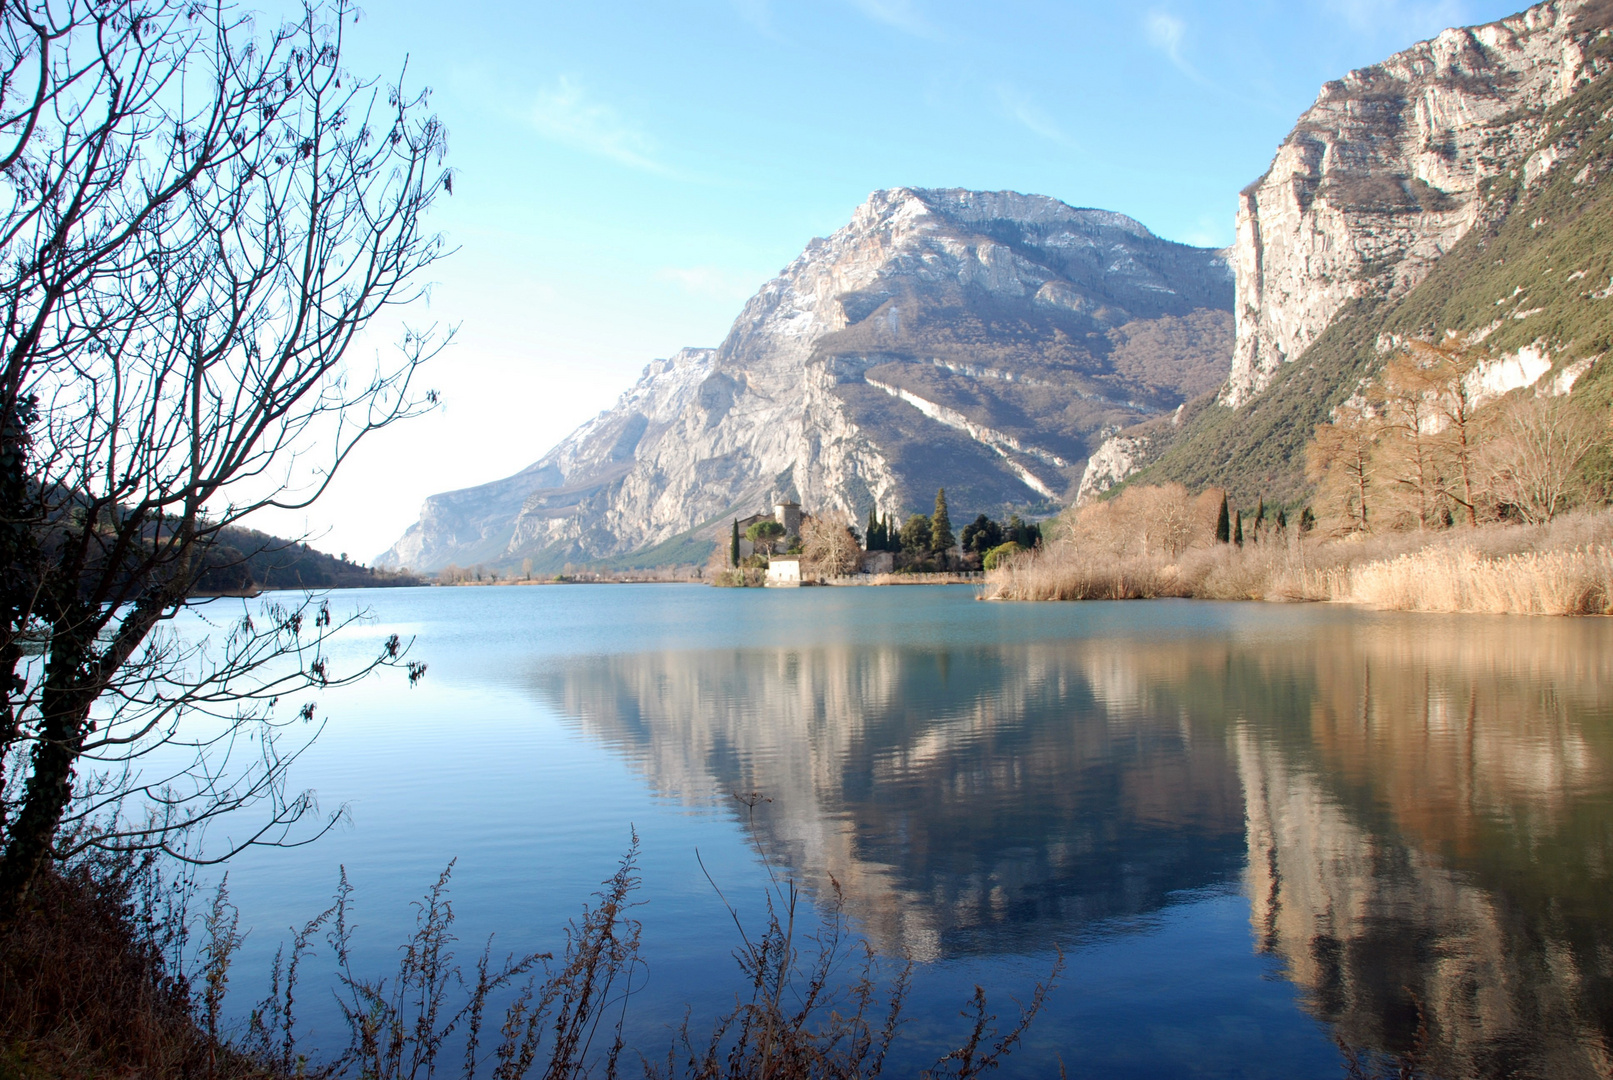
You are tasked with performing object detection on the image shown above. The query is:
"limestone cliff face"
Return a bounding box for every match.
[381,188,1232,572]
[1224,0,1599,405]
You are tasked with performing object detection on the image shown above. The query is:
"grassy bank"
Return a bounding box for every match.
[985,511,1613,615]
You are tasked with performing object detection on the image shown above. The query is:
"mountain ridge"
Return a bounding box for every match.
[1081,0,1613,505]
[381,187,1233,573]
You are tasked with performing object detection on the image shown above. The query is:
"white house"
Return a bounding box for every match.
[764,555,802,587]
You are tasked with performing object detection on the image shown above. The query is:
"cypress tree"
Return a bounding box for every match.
[931,488,954,555]
[730,519,740,567]
[866,507,879,551]
[1233,510,1244,546]
[883,513,894,551]
[1253,498,1266,539]
[1215,495,1230,543]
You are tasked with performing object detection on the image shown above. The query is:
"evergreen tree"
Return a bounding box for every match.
[730,519,740,567]
[1233,510,1244,546]
[1215,495,1230,543]
[882,513,895,551]
[1276,508,1288,530]
[866,507,879,551]
[899,513,932,554]
[960,514,1002,554]
[931,488,955,555]
[1254,498,1266,538]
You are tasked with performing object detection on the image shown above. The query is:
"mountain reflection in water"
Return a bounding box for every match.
[529,612,1613,1079]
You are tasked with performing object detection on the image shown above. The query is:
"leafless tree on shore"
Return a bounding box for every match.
[0,0,450,922]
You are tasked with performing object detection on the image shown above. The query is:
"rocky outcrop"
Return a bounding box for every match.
[381,188,1233,572]
[1075,433,1151,503]
[1224,0,1601,405]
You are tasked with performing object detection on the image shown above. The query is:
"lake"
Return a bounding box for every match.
[181,584,1613,1079]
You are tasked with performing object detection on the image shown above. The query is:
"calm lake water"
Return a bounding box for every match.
[181,584,1613,1079]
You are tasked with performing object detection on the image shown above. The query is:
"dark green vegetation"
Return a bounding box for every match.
[193,527,421,593]
[857,488,1040,574]
[1124,36,1613,508]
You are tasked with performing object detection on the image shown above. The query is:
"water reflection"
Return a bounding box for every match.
[529,611,1613,1078]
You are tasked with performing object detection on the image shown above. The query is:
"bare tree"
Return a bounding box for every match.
[799,516,860,578]
[1306,403,1377,534]
[1481,393,1604,524]
[0,0,449,921]
[1371,354,1444,530]
[1407,338,1486,526]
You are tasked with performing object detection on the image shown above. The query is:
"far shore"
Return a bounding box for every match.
[427,570,986,587]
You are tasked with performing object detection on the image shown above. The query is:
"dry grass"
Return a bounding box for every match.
[985,509,1613,615]
[1310,545,1613,614]
[0,852,275,1080]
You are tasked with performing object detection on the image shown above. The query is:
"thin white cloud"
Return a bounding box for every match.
[847,0,935,37]
[528,77,675,176]
[655,266,759,301]
[996,85,1074,147]
[1145,10,1197,77]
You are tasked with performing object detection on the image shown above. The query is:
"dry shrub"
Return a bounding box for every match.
[0,850,273,1080]
[985,542,1181,601]
[235,811,1055,1080]
[989,505,1613,616]
[1066,483,1212,561]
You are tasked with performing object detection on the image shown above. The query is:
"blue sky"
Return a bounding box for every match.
[266,0,1530,561]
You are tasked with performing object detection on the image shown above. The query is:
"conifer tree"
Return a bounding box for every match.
[1253,498,1266,539]
[931,488,955,555]
[866,508,879,551]
[1233,510,1244,546]
[731,519,741,567]
[1276,508,1288,530]
[1215,495,1230,544]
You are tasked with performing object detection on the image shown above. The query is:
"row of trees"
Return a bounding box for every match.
[719,488,1047,579]
[864,488,955,554]
[863,489,1042,563]
[1306,340,1609,532]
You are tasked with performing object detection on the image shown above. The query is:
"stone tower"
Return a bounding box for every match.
[774,500,802,539]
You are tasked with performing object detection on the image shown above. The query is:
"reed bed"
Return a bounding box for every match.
[985,510,1613,616]
[1322,546,1613,614]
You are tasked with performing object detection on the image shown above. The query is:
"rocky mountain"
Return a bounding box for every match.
[1090,0,1613,504]
[382,189,1233,573]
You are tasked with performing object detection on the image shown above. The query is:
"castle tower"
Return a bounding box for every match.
[774,500,802,539]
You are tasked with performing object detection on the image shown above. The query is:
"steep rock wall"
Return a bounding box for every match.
[1225,0,1596,406]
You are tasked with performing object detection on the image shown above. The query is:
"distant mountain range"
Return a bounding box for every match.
[381,0,1613,574]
